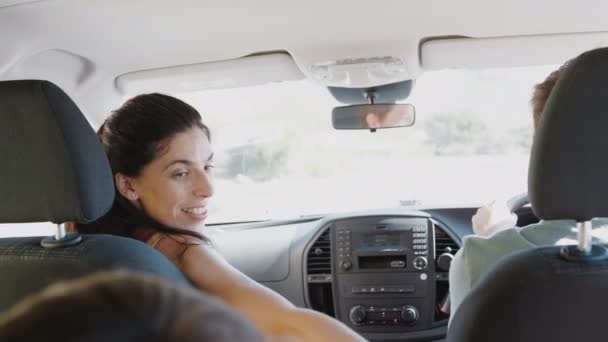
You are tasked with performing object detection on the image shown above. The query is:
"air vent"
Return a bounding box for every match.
[434,224,459,255]
[306,228,335,317]
[306,228,331,276]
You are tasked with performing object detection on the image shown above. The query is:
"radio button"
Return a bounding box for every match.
[349,305,367,325]
[413,256,428,270]
[390,260,406,268]
[401,305,419,324]
[341,260,353,271]
[399,285,415,293]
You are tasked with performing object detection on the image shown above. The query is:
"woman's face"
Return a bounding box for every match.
[120,127,214,232]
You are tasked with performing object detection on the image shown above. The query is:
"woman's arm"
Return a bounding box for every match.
[179,244,366,342]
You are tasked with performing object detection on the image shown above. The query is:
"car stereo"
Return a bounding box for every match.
[331,216,435,333]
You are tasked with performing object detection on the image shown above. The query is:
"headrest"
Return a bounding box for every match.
[529,47,608,221]
[0,80,114,223]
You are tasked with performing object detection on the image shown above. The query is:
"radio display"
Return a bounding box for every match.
[363,232,403,247]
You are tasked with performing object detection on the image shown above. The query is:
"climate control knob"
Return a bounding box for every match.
[413,256,428,270]
[341,260,353,271]
[400,305,419,324]
[349,305,367,325]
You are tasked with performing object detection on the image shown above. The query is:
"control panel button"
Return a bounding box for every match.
[390,260,406,268]
[413,256,428,270]
[400,305,419,324]
[399,285,415,293]
[341,260,353,271]
[349,305,367,325]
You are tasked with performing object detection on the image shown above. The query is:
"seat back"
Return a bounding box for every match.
[448,47,608,341]
[0,80,188,311]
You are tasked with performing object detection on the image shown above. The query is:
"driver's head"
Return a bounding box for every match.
[364,112,382,129]
[0,271,264,342]
[530,62,570,131]
[364,110,403,129]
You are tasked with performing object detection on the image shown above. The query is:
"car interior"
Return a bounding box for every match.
[3,1,608,341]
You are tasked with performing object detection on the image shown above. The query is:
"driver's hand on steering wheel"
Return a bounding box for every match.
[472,200,518,237]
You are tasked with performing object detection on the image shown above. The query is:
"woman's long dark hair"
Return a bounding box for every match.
[77,93,210,242]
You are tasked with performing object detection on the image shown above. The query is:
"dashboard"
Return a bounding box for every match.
[207,207,474,342]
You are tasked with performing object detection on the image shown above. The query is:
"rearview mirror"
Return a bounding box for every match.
[332,104,416,130]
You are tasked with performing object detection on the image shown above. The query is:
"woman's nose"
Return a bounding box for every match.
[193,172,214,198]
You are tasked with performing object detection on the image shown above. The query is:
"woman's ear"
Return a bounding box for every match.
[115,173,139,202]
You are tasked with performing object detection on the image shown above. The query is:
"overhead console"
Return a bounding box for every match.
[331,216,435,333]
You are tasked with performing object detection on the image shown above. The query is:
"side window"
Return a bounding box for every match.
[0,223,55,238]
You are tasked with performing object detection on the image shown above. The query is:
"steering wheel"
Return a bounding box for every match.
[506,192,530,213]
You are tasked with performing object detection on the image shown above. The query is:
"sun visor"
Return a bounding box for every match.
[115,53,305,95]
[421,31,608,70]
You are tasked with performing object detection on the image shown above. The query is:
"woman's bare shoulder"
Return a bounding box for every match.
[149,233,207,266]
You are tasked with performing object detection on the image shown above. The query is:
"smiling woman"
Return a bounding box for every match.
[114,127,214,233]
[74,93,366,342]
[76,93,213,241]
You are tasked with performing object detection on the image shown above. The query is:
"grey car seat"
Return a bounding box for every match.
[0,80,189,311]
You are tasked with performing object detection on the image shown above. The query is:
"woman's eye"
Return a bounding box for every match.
[173,171,189,178]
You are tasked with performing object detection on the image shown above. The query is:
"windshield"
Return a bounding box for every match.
[179,64,559,224]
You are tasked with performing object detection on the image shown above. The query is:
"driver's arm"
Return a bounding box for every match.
[448,247,473,324]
